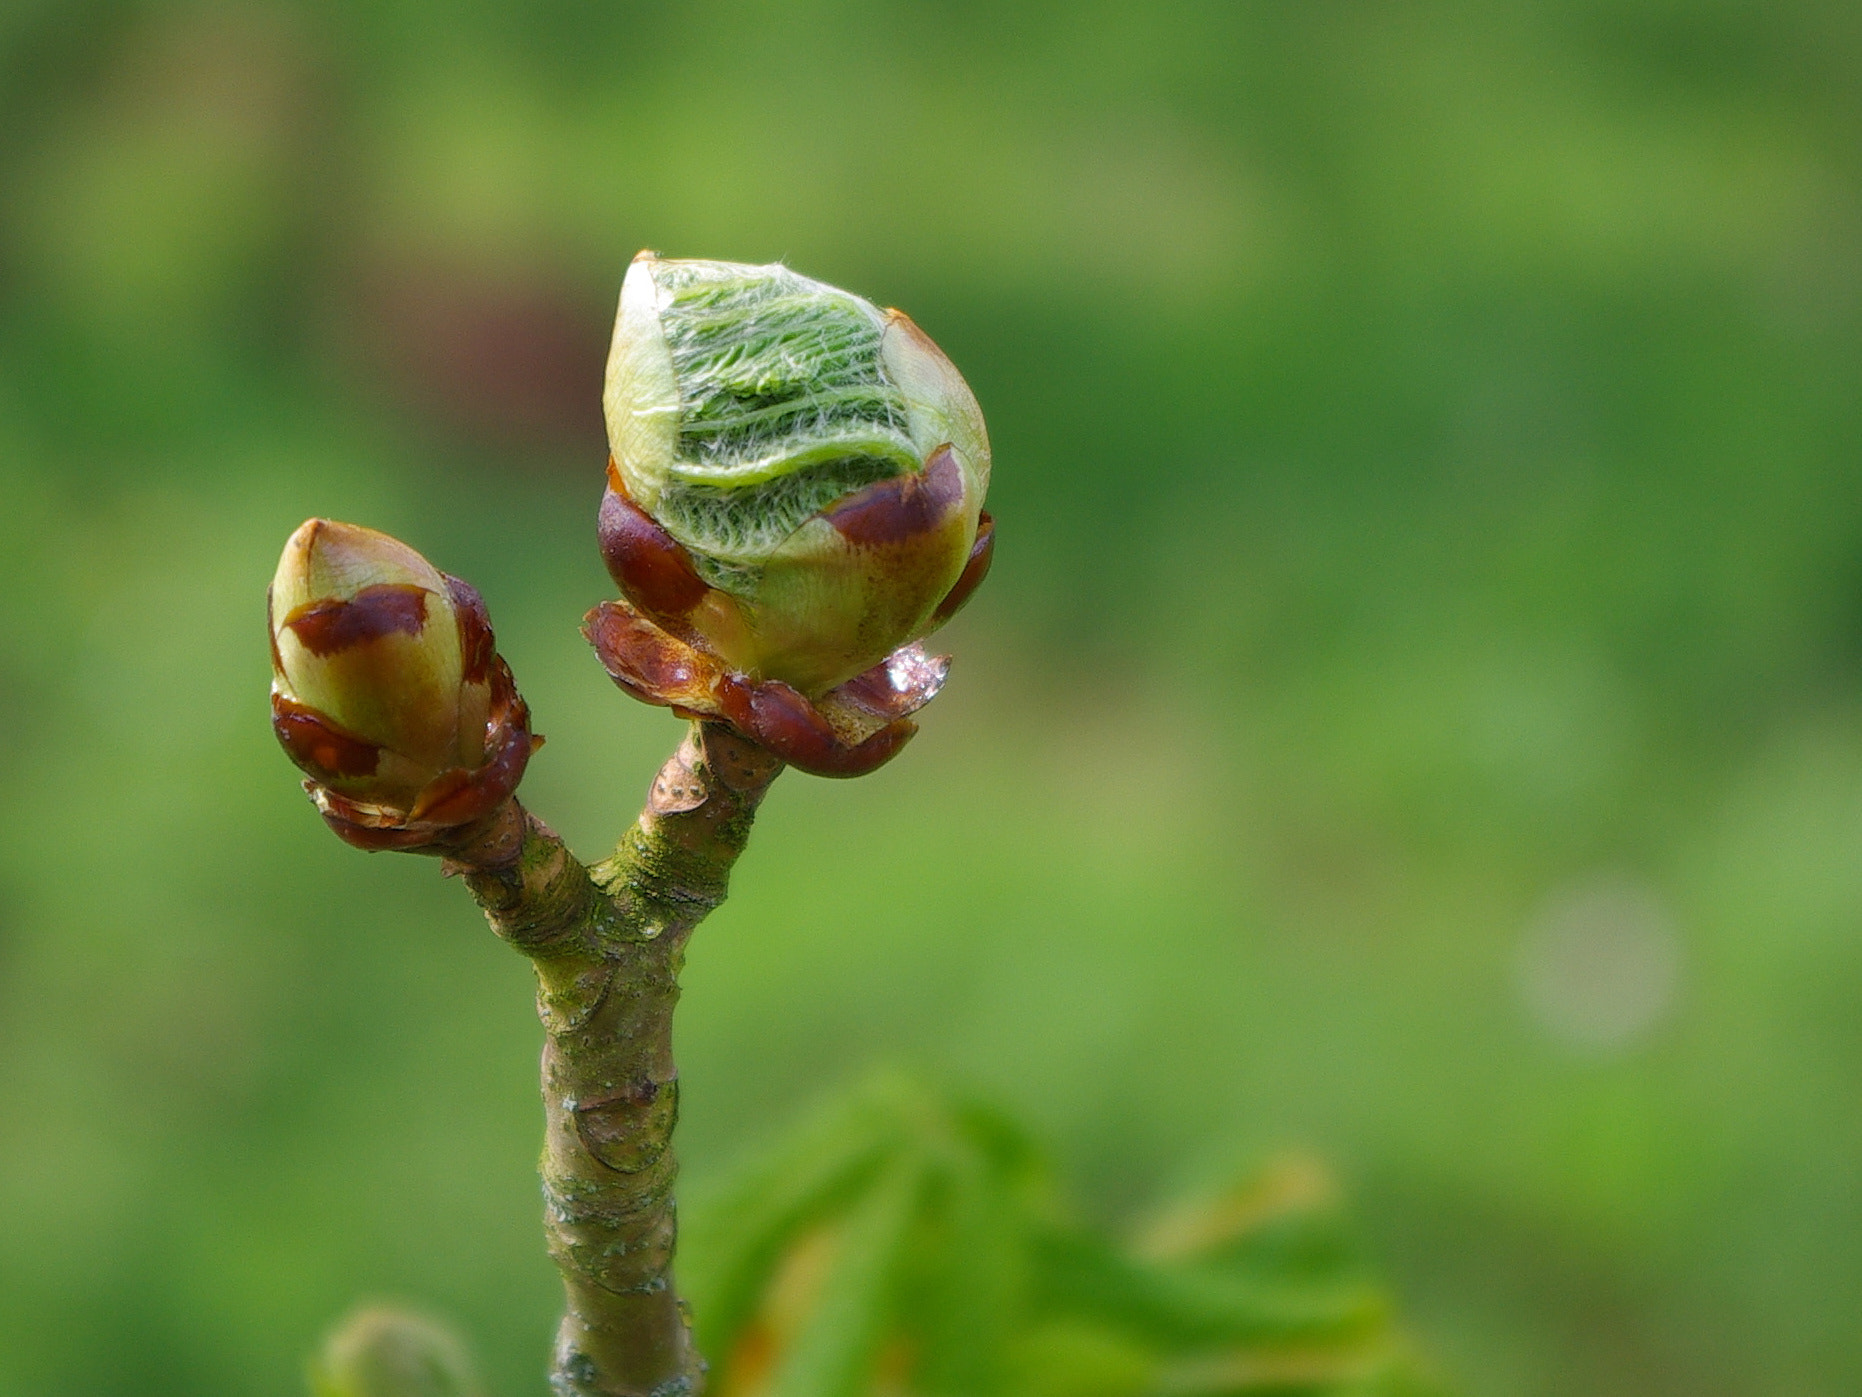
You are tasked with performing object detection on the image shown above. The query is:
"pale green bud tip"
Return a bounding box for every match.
[271,518,447,619]
[308,1305,481,1397]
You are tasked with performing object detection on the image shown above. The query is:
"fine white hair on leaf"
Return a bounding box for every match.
[644,259,924,592]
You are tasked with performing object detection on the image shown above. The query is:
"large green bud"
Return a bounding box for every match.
[269,519,536,849]
[599,253,993,699]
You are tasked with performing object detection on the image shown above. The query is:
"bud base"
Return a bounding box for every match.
[583,599,949,778]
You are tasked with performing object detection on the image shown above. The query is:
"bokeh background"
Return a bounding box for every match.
[3,1,1860,1393]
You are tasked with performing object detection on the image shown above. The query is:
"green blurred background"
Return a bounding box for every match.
[2,1,1860,1392]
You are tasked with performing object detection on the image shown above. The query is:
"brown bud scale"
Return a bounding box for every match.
[283,583,429,656]
[272,694,383,780]
[445,574,497,684]
[599,466,713,628]
[825,443,964,547]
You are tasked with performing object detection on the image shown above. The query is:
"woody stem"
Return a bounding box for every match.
[451,722,782,1397]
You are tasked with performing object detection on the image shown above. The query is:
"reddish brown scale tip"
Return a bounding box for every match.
[583,600,718,709]
[283,583,429,656]
[792,719,917,777]
[722,679,917,778]
[931,512,994,625]
[444,574,496,683]
[486,654,528,719]
[599,467,712,626]
[271,694,383,780]
[814,643,950,746]
[408,720,537,825]
[825,444,964,547]
[317,806,441,853]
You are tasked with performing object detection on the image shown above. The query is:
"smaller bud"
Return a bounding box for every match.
[309,1304,482,1397]
[269,519,537,851]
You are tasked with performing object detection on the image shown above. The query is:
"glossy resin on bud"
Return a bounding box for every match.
[601,252,994,698]
[269,519,536,849]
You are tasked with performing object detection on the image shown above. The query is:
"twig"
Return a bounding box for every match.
[447,722,782,1397]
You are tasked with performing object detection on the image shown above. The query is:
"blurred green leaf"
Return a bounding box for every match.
[684,1074,1446,1397]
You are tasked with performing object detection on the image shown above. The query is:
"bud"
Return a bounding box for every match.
[587,253,995,776]
[269,519,537,850]
[309,1304,482,1397]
